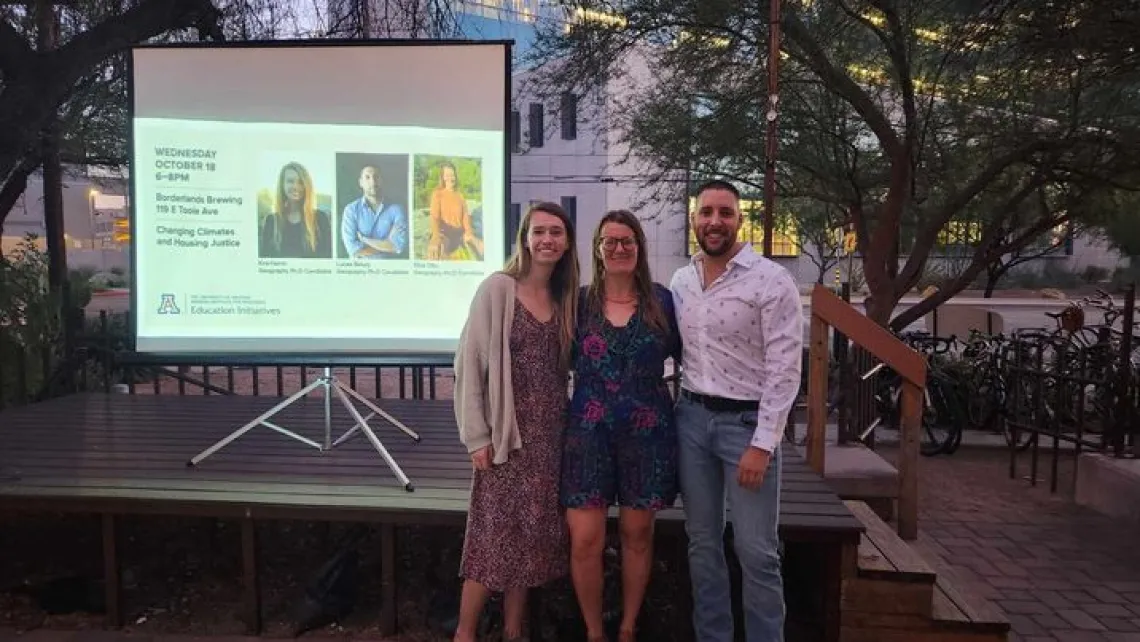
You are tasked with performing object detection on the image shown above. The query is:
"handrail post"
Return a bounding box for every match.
[806,312,829,474]
[807,285,927,540]
[897,381,921,539]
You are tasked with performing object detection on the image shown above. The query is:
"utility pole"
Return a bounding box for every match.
[762,0,782,258]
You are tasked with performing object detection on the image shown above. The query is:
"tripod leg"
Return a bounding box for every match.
[332,382,415,492]
[330,411,377,448]
[339,384,421,441]
[188,377,326,466]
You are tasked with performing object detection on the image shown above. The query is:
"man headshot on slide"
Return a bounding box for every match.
[341,165,409,259]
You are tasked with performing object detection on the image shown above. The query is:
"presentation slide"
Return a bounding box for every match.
[129,42,509,355]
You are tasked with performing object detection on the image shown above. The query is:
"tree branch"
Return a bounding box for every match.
[0,0,223,228]
[52,0,222,79]
[896,138,1062,288]
[0,16,33,77]
[891,208,1074,330]
[782,11,903,157]
[0,155,39,236]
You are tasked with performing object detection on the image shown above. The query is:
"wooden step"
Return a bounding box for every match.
[842,500,935,617]
[928,561,1011,640]
[839,501,1010,642]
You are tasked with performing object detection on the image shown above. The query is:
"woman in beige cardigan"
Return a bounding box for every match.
[452,201,580,642]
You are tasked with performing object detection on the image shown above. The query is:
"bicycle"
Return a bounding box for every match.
[832,331,966,456]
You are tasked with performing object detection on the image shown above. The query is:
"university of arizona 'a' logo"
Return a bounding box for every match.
[157,293,181,315]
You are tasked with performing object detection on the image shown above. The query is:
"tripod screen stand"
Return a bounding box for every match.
[187,367,421,491]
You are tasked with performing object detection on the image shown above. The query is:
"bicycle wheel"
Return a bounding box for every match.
[966,391,991,430]
[940,375,969,455]
[920,375,963,456]
[980,379,1031,451]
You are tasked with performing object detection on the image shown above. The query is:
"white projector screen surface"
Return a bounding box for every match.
[129,42,509,355]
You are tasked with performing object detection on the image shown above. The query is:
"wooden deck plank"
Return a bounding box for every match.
[0,393,863,539]
[845,500,935,581]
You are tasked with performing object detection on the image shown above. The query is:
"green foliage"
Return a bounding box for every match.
[90,266,130,289]
[528,0,1140,325]
[1088,188,1140,258]
[0,235,110,406]
[0,235,61,350]
[0,236,63,405]
[411,156,485,260]
[412,155,484,213]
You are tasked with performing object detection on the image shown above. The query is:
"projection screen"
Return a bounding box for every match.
[128,41,511,357]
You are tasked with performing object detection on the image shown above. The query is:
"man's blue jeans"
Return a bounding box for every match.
[676,396,784,642]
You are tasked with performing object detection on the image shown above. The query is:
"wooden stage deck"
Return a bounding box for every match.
[0,392,863,641]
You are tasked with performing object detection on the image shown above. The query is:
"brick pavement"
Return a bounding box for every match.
[880,446,1140,642]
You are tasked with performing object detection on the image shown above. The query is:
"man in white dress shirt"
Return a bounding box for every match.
[669,179,804,642]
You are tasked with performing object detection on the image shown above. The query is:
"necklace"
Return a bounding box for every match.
[605,294,636,305]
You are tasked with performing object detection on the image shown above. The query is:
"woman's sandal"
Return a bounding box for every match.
[618,630,636,642]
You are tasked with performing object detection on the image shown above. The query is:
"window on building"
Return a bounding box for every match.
[560,195,577,230]
[528,102,544,148]
[560,92,577,140]
[934,219,983,257]
[685,197,800,258]
[510,110,521,153]
[509,202,521,251]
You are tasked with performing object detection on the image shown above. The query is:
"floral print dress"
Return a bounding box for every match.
[460,301,570,591]
[560,284,682,511]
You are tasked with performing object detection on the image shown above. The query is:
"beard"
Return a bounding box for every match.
[697,228,736,256]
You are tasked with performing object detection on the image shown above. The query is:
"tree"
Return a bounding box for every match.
[525,0,1140,328]
[0,0,227,229]
[0,0,469,231]
[316,0,464,39]
[783,197,848,284]
[1083,180,1140,285]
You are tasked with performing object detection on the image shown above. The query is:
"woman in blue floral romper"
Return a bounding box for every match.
[561,210,681,642]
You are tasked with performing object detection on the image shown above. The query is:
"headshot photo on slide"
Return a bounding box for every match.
[335,153,411,260]
[256,157,335,260]
[413,155,485,262]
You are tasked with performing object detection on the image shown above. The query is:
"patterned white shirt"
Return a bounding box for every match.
[669,244,804,453]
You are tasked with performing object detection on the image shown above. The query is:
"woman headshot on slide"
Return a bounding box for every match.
[426,161,485,261]
[259,161,333,259]
[452,202,579,642]
[561,210,681,642]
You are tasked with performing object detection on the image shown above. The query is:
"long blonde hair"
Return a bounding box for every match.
[273,162,318,253]
[504,201,579,370]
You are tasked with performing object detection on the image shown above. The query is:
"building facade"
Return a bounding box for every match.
[508,49,694,284]
[326,0,554,63]
[1,167,129,274]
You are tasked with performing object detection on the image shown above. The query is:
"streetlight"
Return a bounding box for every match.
[88,188,101,249]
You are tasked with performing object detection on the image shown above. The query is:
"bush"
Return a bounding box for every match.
[0,235,104,406]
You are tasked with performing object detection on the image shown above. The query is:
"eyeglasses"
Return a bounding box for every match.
[600,237,637,252]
